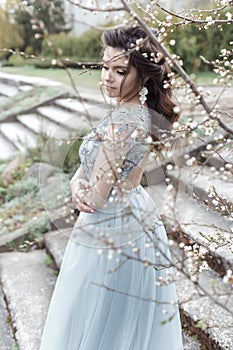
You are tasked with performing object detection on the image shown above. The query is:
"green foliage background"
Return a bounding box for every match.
[41,29,102,61]
[166,21,233,72]
[0,2,232,73]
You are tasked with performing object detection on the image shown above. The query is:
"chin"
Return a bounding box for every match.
[105,90,118,99]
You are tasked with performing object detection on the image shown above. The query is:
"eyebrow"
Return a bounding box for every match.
[102,61,128,69]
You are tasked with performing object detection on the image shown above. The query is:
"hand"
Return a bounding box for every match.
[72,182,95,214]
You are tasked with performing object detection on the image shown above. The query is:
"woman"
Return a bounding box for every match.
[40,25,183,349]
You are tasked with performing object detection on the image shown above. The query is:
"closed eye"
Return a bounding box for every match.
[102,65,126,75]
[117,70,126,75]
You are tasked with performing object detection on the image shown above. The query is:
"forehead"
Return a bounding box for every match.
[103,46,128,65]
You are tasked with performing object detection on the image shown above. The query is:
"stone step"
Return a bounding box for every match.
[78,88,107,105]
[44,229,201,349]
[44,182,233,278]
[0,249,57,350]
[0,132,18,160]
[142,123,233,187]
[0,122,37,152]
[167,164,233,210]
[17,113,70,139]
[0,71,62,87]
[0,82,19,97]
[172,243,233,350]
[148,183,233,276]
[0,282,16,349]
[37,105,90,132]
[54,97,105,122]
[0,201,74,253]
[18,85,33,93]
[203,146,233,170]
[44,228,70,268]
[45,228,232,349]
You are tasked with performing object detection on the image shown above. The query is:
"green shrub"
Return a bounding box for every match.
[6,177,39,202]
[62,136,84,174]
[26,216,51,238]
[72,29,102,61]
[40,132,85,174]
[24,46,34,56]
[1,60,14,67]
[34,60,59,68]
[166,19,233,73]
[42,32,77,58]
[8,54,25,67]
[41,29,103,62]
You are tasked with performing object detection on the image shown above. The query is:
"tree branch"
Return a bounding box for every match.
[120,0,233,135]
[67,0,125,12]
[156,2,233,25]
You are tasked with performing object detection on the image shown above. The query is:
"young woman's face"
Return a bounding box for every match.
[101,46,140,102]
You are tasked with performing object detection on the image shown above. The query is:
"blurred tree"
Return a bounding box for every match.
[164,15,233,73]
[6,0,71,53]
[0,5,24,58]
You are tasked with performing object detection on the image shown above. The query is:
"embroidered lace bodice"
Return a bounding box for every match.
[79,106,151,182]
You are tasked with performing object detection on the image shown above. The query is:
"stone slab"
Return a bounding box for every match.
[17,113,70,138]
[0,133,18,160]
[0,72,62,87]
[0,282,16,350]
[142,125,232,188]
[44,228,70,268]
[18,85,33,93]
[78,87,107,105]
[204,147,233,169]
[183,332,201,350]
[172,243,233,350]
[0,250,57,350]
[55,98,105,121]
[0,82,19,97]
[0,122,37,152]
[37,105,90,131]
[168,165,233,207]
[148,183,233,275]
[0,206,70,252]
[0,227,29,252]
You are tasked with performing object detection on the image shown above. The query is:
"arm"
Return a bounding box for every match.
[70,164,87,192]
[79,122,132,210]
[70,164,95,213]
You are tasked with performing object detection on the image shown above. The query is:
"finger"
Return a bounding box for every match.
[72,193,83,205]
[77,202,95,213]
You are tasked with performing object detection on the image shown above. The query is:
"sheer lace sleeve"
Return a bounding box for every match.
[106,107,151,180]
[79,106,151,209]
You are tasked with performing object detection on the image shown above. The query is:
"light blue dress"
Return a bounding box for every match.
[40,106,183,350]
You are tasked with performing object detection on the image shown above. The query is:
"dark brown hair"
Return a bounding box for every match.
[101,25,180,131]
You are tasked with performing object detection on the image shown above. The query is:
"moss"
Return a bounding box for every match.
[0,86,67,122]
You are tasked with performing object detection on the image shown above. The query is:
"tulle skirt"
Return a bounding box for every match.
[40,185,183,350]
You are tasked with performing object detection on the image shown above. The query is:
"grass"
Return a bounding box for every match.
[189,71,224,86]
[0,85,67,121]
[0,66,101,88]
[0,65,224,88]
[0,169,71,237]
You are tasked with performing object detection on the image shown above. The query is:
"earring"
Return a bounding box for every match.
[139,86,148,105]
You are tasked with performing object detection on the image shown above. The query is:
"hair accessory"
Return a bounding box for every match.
[139,86,148,105]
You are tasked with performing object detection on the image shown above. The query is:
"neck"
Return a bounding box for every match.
[118,93,142,106]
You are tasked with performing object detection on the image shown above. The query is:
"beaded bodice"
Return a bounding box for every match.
[79,106,151,181]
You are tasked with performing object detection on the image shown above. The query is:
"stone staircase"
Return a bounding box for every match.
[0,73,109,160]
[0,73,232,349]
[0,229,201,350]
[0,170,232,349]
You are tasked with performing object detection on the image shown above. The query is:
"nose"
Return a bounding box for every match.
[104,69,114,83]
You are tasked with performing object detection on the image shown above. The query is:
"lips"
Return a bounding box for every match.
[104,85,116,90]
